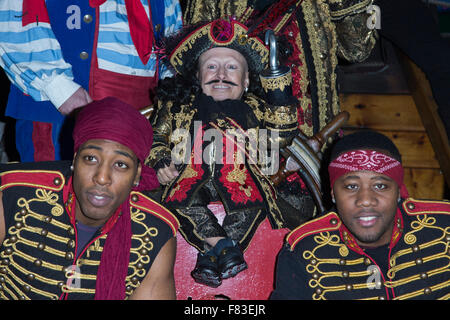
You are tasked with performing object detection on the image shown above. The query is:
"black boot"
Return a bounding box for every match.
[214,239,248,279]
[191,252,222,288]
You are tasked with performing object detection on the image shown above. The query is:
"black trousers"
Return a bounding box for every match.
[375,0,450,138]
[174,180,266,253]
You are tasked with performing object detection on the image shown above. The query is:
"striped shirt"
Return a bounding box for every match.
[0,0,182,108]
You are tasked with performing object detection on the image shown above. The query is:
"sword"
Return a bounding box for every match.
[270,111,350,213]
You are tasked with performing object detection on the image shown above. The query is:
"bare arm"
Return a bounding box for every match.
[128,237,177,300]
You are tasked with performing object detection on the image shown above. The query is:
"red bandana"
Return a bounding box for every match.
[72,97,158,300]
[328,149,409,198]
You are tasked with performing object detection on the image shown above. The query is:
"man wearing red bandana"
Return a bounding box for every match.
[0,97,179,300]
[271,130,450,300]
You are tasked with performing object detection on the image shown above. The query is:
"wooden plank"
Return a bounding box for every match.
[403,168,444,200]
[343,129,440,169]
[397,52,450,187]
[340,94,424,131]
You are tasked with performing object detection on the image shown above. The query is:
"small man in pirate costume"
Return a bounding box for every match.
[271,130,450,300]
[0,97,179,300]
[147,18,312,287]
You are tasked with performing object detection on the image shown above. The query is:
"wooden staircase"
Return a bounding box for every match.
[337,40,449,200]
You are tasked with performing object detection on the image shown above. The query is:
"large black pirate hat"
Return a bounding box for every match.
[167,18,269,76]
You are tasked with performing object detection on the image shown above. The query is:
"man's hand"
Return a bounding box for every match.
[157,162,179,185]
[58,87,93,115]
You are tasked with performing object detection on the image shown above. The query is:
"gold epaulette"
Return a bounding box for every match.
[286,212,341,251]
[0,169,65,192]
[129,191,180,236]
[403,198,450,216]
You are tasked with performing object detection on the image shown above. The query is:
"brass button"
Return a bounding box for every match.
[37,242,46,250]
[330,218,338,226]
[420,272,428,279]
[412,245,420,252]
[131,194,139,202]
[83,14,93,23]
[345,284,353,291]
[339,259,346,265]
[342,271,349,278]
[415,258,423,265]
[315,288,323,295]
[364,258,371,266]
[20,208,28,216]
[53,177,62,186]
[80,51,89,60]
[40,229,48,236]
[44,216,52,223]
[67,240,76,248]
[312,272,320,280]
[154,24,161,32]
[68,227,75,235]
[34,259,42,267]
[424,287,432,295]
[65,252,74,260]
[407,202,415,210]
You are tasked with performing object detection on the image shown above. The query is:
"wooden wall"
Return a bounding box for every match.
[339,93,445,199]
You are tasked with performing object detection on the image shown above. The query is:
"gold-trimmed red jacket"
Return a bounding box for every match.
[271,198,450,300]
[0,161,179,300]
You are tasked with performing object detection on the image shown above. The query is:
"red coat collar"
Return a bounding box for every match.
[338,207,404,255]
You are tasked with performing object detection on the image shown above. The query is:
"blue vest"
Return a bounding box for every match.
[6,0,165,123]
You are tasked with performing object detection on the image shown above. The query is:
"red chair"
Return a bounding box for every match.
[174,202,289,300]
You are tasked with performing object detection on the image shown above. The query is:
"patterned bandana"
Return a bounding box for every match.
[328,149,409,198]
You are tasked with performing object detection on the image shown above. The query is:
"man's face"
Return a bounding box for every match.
[72,139,141,227]
[332,170,399,248]
[198,47,249,101]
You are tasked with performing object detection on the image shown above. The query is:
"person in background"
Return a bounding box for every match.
[0,0,182,162]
